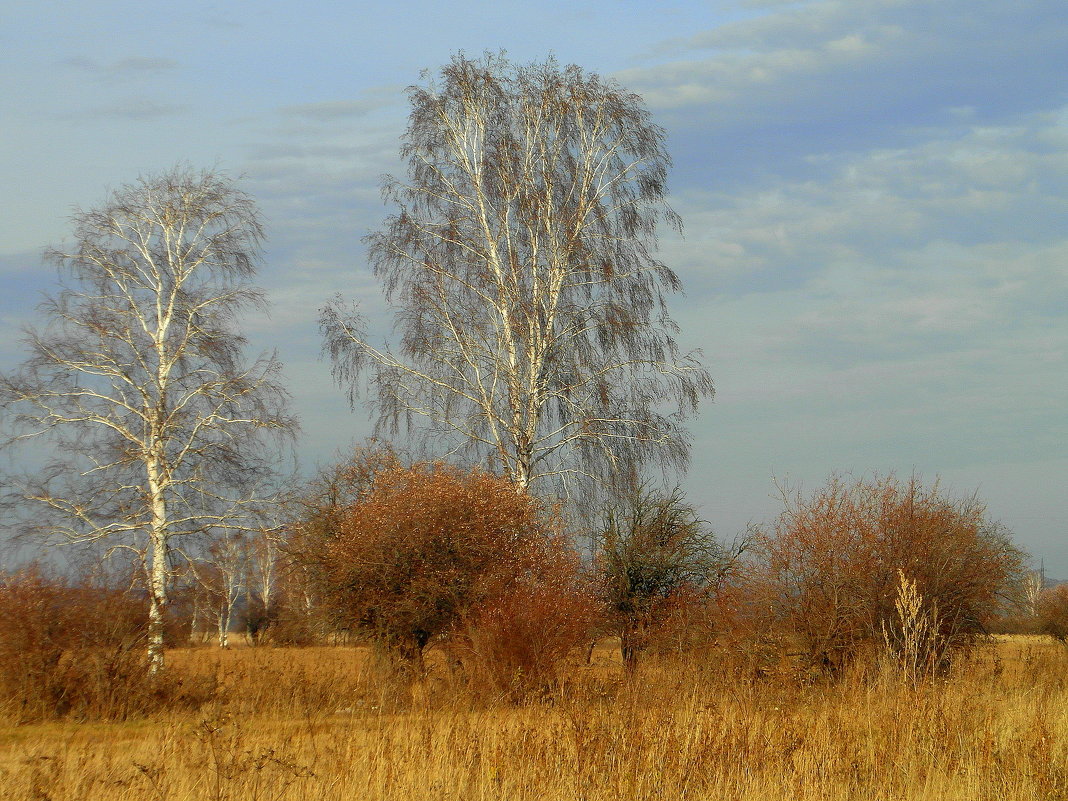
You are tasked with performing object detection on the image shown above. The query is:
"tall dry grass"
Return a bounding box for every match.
[1,637,1066,800]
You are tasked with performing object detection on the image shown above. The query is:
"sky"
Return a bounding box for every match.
[2,0,1066,573]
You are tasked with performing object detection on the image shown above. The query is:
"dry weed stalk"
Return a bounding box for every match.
[881,569,948,685]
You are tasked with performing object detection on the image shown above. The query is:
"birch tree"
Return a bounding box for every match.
[242,527,280,643]
[0,168,295,672]
[322,53,713,497]
[196,531,247,649]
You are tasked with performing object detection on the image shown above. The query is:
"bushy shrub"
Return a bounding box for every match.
[751,474,1025,676]
[633,585,721,659]
[1037,584,1068,643]
[0,565,213,722]
[279,441,404,644]
[596,485,737,669]
[318,462,562,668]
[454,531,602,700]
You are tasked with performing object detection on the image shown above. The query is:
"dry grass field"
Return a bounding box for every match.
[1,637,1066,800]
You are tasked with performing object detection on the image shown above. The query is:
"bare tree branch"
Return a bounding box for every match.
[322,53,712,500]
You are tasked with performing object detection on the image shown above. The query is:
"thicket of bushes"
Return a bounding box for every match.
[746,475,1025,677]
[2,457,1042,721]
[0,566,214,722]
[249,461,1031,691]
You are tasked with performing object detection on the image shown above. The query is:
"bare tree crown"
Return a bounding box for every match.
[1,167,295,670]
[323,53,713,497]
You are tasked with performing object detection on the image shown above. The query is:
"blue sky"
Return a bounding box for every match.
[2,0,1066,573]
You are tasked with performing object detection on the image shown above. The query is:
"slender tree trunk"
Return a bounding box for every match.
[190,592,200,643]
[146,456,168,674]
[513,435,532,492]
[218,609,230,649]
[620,620,645,672]
[244,581,256,644]
[395,631,430,673]
[261,569,272,614]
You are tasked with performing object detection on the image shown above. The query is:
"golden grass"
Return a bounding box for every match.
[2,637,1067,800]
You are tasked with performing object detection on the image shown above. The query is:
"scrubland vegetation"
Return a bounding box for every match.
[0,467,1063,800]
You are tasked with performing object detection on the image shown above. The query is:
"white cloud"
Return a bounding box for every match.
[617,0,1068,196]
[74,99,189,121]
[61,56,181,81]
[659,96,1068,534]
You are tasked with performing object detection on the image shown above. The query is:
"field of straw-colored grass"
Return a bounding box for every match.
[1,636,1066,800]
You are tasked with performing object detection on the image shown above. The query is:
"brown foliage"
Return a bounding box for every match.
[287,442,403,556]
[453,531,602,699]
[1037,584,1068,643]
[750,474,1025,674]
[0,565,212,722]
[319,462,571,665]
[276,442,404,643]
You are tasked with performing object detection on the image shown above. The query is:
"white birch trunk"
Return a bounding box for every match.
[218,608,230,649]
[146,455,168,674]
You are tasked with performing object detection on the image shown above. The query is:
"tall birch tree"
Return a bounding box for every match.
[323,53,713,497]
[0,168,295,672]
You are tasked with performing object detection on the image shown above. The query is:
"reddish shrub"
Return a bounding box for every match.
[278,441,404,644]
[318,462,559,667]
[0,565,213,721]
[1037,584,1068,643]
[454,531,602,699]
[751,474,1025,674]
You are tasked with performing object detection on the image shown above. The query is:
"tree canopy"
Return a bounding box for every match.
[323,53,713,499]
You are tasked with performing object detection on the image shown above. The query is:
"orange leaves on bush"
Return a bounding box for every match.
[751,474,1025,673]
[1037,584,1068,643]
[455,531,602,699]
[0,565,211,721]
[321,462,569,663]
